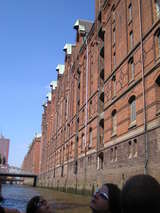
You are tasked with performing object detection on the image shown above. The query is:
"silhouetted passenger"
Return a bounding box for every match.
[0,179,3,201]
[90,183,121,213]
[121,174,160,213]
[26,196,53,213]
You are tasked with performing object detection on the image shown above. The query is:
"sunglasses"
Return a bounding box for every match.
[35,199,48,209]
[94,189,109,200]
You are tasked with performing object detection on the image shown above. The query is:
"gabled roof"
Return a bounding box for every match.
[63,43,73,55]
[56,64,65,75]
[35,133,41,138]
[50,81,57,90]
[73,19,93,35]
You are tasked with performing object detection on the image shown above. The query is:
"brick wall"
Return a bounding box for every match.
[37,0,160,193]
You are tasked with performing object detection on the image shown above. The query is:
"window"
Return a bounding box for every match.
[112,75,116,97]
[99,92,104,113]
[155,75,160,113]
[99,119,104,144]
[70,142,73,158]
[113,52,116,68]
[129,31,133,50]
[129,96,136,124]
[128,3,132,22]
[112,4,116,22]
[113,28,116,45]
[61,165,64,177]
[128,57,134,81]
[155,0,160,17]
[65,96,68,119]
[155,29,160,59]
[128,141,132,159]
[97,152,104,170]
[74,160,78,174]
[88,128,92,148]
[133,139,138,157]
[114,147,117,161]
[110,148,113,162]
[112,109,117,135]
[81,134,85,152]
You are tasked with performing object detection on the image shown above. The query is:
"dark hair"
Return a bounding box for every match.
[121,174,160,213]
[0,206,5,213]
[104,183,121,213]
[26,196,42,213]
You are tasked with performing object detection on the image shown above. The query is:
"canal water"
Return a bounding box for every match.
[0,184,90,213]
[0,184,41,212]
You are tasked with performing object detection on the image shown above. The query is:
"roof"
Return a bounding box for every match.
[46,92,52,102]
[35,133,41,138]
[73,19,93,35]
[63,43,73,55]
[50,81,57,90]
[56,64,65,75]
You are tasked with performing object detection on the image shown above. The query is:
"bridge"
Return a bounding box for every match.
[0,166,37,187]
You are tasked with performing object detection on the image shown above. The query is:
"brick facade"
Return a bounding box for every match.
[22,134,41,175]
[37,0,160,193]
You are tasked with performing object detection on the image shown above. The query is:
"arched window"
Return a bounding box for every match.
[133,139,138,158]
[128,57,134,82]
[112,109,117,135]
[128,141,132,159]
[99,92,104,113]
[110,148,113,162]
[97,152,104,170]
[99,119,104,144]
[129,95,136,124]
[112,75,116,98]
[114,146,118,161]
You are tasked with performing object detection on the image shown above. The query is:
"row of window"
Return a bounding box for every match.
[50,74,160,169]
[98,139,138,170]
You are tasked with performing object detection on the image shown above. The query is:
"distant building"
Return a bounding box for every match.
[22,134,41,175]
[0,135,10,165]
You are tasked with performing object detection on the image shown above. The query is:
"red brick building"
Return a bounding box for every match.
[0,135,10,165]
[22,134,41,175]
[38,0,160,193]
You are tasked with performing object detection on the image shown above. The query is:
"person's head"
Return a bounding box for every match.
[26,196,53,213]
[90,183,121,213]
[121,174,160,213]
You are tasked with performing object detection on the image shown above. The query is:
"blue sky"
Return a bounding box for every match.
[0,0,94,167]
